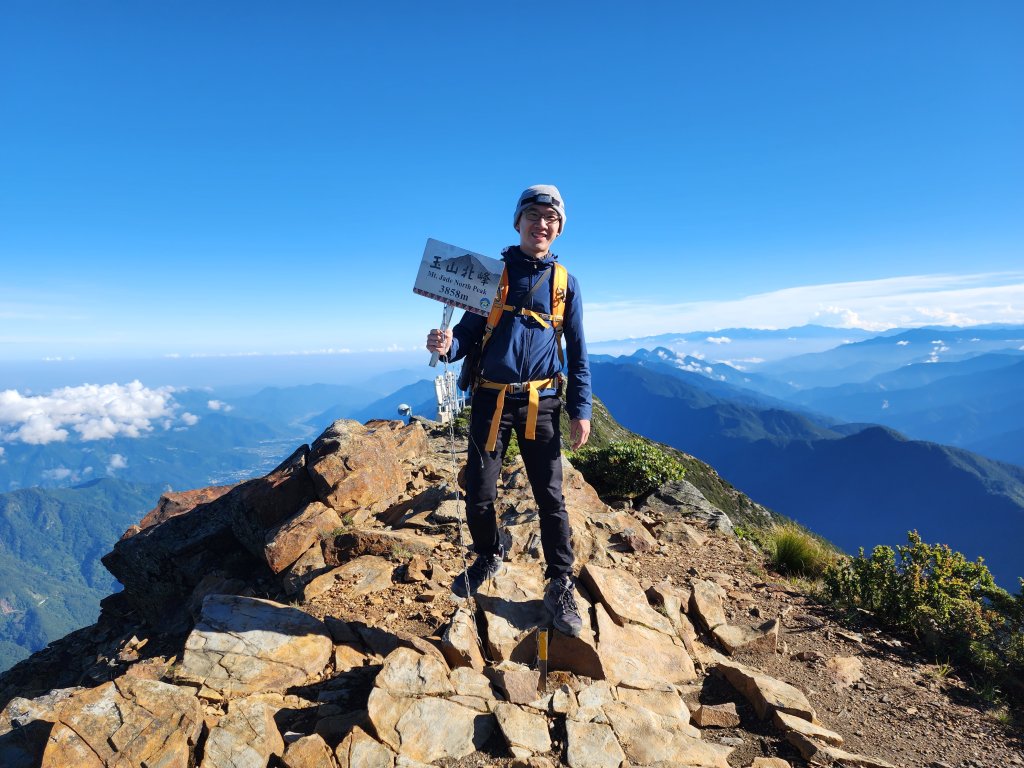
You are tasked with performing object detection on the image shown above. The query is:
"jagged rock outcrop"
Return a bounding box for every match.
[2,416,1010,768]
[307,418,428,515]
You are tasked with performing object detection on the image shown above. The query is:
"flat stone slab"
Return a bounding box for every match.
[326,528,440,564]
[450,667,499,701]
[786,731,896,768]
[40,677,202,768]
[367,647,494,763]
[690,579,728,631]
[493,702,552,759]
[603,700,732,767]
[580,563,675,636]
[565,719,626,768]
[595,603,696,687]
[200,697,284,768]
[713,618,780,655]
[715,659,816,722]
[485,662,542,705]
[336,726,397,768]
[367,687,492,763]
[177,595,332,696]
[774,709,844,746]
[616,687,691,726]
[375,647,454,697]
[303,555,395,600]
[694,702,740,728]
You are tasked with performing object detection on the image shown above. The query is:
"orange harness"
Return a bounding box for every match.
[476,263,568,453]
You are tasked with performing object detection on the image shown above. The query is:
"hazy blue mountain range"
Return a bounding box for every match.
[786,355,1024,464]
[755,326,1024,389]
[0,479,164,672]
[591,348,802,401]
[588,324,878,362]
[590,361,1024,589]
[610,333,1024,470]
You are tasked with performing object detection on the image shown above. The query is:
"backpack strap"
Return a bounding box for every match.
[551,263,568,367]
[479,267,510,351]
[482,263,568,357]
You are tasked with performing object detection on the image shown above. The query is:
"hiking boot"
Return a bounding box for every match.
[544,574,583,637]
[451,549,504,599]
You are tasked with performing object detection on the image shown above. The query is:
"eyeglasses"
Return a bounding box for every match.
[523,210,560,224]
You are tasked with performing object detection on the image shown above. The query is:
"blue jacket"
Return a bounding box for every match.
[446,246,592,422]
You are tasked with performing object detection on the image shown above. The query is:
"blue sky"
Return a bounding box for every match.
[2,0,1022,361]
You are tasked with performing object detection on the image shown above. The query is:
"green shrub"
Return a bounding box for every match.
[568,438,685,499]
[824,531,1024,708]
[450,407,471,438]
[766,523,835,579]
[503,430,521,466]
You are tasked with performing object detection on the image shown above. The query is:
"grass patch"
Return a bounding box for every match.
[764,523,835,579]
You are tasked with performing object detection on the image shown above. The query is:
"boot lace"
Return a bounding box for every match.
[468,552,500,581]
[549,576,578,611]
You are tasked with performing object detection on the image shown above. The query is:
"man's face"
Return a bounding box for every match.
[517,204,562,257]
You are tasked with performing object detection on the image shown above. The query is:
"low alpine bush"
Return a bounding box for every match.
[824,531,1024,709]
[568,438,685,499]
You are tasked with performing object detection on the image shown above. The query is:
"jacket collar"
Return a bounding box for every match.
[502,245,558,270]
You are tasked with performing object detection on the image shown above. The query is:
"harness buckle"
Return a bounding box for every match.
[506,382,528,394]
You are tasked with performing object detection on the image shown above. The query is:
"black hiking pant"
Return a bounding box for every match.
[464,387,574,578]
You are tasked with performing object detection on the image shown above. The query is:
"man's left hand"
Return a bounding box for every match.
[569,418,591,450]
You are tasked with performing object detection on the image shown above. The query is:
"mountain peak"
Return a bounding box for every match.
[0,417,1018,766]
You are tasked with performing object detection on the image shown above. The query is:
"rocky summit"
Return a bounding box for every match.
[0,417,1021,767]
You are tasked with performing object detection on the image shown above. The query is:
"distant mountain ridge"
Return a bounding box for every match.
[758,326,1024,388]
[590,360,1024,588]
[789,356,1024,465]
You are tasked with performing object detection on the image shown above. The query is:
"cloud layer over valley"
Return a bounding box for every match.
[0,381,193,445]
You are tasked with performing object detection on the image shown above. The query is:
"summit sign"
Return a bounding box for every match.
[413,238,504,317]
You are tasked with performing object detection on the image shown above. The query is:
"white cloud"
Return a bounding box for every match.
[0,381,190,445]
[718,357,765,370]
[42,467,74,481]
[811,306,882,330]
[181,412,199,426]
[706,336,732,345]
[0,446,4,457]
[896,340,910,346]
[107,454,128,471]
[207,400,233,412]
[586,271,1024,341]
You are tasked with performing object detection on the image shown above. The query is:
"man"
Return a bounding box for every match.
[425,184,592,637]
